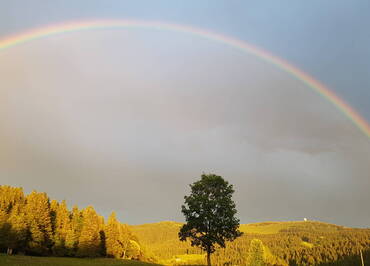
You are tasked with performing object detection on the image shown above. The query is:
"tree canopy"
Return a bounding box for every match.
[179,174,242,266]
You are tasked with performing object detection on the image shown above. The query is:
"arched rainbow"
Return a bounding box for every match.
[0,19,369,138]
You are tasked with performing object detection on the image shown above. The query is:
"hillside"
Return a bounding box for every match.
[239,220,346,234]
[131,220,370,265]
[1,185,369,265]
[130,220,347,246]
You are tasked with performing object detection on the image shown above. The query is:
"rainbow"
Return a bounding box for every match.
[0,19,369,138]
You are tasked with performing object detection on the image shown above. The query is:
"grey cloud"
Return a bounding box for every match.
[0,30,369,226]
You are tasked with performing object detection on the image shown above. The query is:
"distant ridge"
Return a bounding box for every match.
[130,220,370,265]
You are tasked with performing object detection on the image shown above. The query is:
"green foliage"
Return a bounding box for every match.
[179,174,242,265]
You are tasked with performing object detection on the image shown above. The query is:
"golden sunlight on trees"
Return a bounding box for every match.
[247,239,265,266]
[105,212,131,259]
[51,200,70,256]
[0,185,151,262]
[25,191,53,255]
[179,174,242,266]
[77,206,102,257]
[65,206,83,256]
[1,184,370,264]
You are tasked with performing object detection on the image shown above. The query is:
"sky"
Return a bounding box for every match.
[0,1,369,227]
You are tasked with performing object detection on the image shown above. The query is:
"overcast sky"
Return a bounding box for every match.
[0,1,369,227]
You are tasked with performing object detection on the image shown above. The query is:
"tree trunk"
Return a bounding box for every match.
[207,251,211,266]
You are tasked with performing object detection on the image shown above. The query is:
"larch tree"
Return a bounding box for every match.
[179,174,243,266]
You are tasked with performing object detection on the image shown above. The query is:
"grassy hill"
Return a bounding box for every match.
[1,221,368,265]
[0,254,160,266]
[239,220,346,234]
[131,220,370,265]
[131,220,347,245]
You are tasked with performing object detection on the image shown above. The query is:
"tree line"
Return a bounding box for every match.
[0,185,152,262]
[132,221,370,265]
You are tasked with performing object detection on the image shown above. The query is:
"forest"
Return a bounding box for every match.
[131,221,370,265]
[0,185,155,262]
[1,185,370,265]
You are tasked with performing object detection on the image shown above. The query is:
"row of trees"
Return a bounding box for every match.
[0,186,147,260]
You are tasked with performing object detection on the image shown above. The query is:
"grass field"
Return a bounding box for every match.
[0,254,161,266]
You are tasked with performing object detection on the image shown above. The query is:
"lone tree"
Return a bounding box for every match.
[179,174,242,266]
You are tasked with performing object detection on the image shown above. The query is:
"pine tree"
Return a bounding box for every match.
[51,200,71,256]
[76,206,101,257]
[247,239,266,266]
[24,191,53,255]
[0,208,11,252]
[0,186,24,214]
[98,215,106,257]
[65,206,82,256]
[105,212,122,258]
[0,186,26,254]
[7,202,29,254]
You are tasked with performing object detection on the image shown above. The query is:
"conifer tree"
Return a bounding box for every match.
[7,202,29,254]
[76,206,101,257]
[97,215,106,256]
[104,212,132,258]
[65,205,83,256]
[51,200,71,256]
[24,191,53,255]
[0,208,11,252]
[247,239,266,266]
[105,212,121,258]
[0,186,27,254]
[0,186,24,214]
